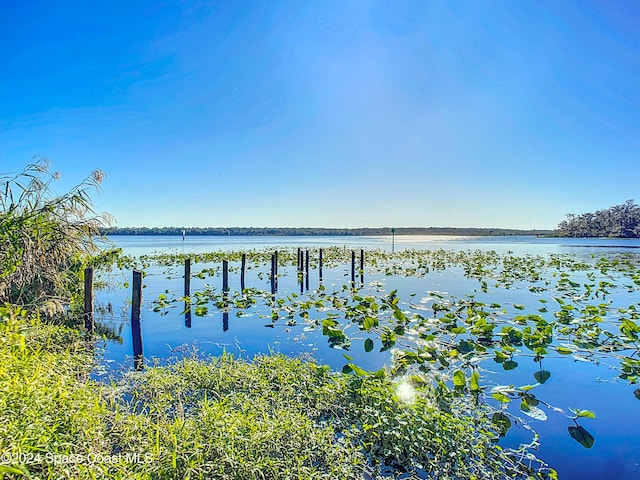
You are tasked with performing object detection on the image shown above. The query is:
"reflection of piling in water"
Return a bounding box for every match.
[84,267,94,334]
[223,293,229,332]
[360,249,365,286]
[185,301,191,328]
[223,310,229,332]
[131,270,144,371]
[319,248,323,283]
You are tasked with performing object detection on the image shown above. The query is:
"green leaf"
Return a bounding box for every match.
[470,371,480,392]
[342,364,353,374]
[458,340,474,353]
[491,392,510,403]
[556,346,573,354]
[568,425,595,449]
[503,360,518,371]
[491,412,511,437]
[519,384,538,392]
[350,363,369,376]
[364,338,374,352]
[573,409,596,419]
[453,369,466,388]
[393,309,406,322]
[534,370,551,384]
[363,316,377,330]
[0,464,29,475]
[520,400,547,421]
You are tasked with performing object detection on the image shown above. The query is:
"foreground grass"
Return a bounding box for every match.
[0,306,553,480]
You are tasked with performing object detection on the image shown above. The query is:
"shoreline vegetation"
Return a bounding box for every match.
[102,226,554,236]
[103,199,640,239]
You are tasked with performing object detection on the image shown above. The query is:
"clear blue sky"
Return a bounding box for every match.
[2,1,639,229]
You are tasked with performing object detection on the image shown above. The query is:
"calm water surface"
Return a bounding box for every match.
[96,235,640,479]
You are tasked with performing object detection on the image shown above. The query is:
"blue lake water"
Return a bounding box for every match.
[95,235,640,479]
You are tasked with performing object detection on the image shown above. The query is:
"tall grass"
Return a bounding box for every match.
[0,158,111,316]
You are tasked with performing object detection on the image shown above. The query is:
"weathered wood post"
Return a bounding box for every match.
[240,253,246,291]
[305,250,310,290]
[222,260,229,292]
[391,227,396,254]
[360,248,365,286]
[274,250,278,291]
[184,258,191,296]
[131,270,144,371]
[270,253,276,295]
[351,250,356,287]
[319,248,323,283]
[84,267,93,334]
[300,253,304,294]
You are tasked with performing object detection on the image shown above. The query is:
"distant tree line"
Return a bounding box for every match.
[555,200,640,238]
[101,226,552,237]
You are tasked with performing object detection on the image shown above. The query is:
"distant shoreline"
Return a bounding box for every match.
[101,227,554,237]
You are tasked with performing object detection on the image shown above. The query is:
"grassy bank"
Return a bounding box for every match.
[0,304,554,480]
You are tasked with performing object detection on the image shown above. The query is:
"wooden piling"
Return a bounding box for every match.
[184,258,191,296]
[305,250,309,290]
[222,260,229,292]
[319,248,323,283]
[241,253,246,291]
[360,248,364,285]
[83,267,93,334]
[270,254,276,295]
[274,250,278,275]
[274,250,278,291]
[131,270,144,371]
[351,250,356,287]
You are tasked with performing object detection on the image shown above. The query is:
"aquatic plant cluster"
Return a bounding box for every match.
[127,246,640,457]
